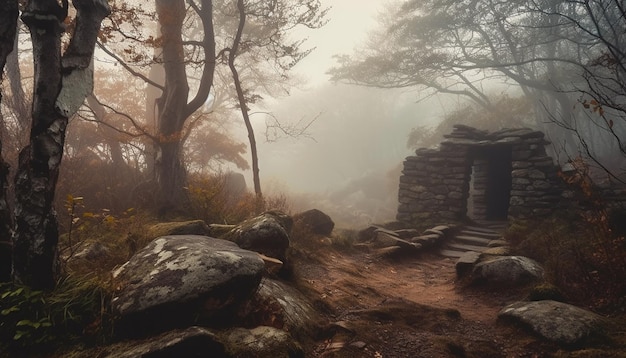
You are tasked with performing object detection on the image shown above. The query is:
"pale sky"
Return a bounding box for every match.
[292,1,385,85]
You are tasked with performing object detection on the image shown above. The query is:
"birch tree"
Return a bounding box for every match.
[0,0,110,289]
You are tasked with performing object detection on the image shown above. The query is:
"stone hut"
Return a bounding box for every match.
[397,125,562,224]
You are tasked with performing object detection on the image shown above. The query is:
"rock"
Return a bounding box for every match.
[393,228,421,239]
[481,246,510,255]
[111,236,265,333]
[357,226,378,242]
[487,239,508,247]
[421,229,444,238]
[73,242,109,261]
[429,225,452,235]
[410,234,441,247]
[147,220,210,238]
[255,278,323,341]
[455,251,481,278]
[221,211,292,261]
[374,230,421,250]
[292,209,335,236]
[499,300,607,346]
[94,326,226,358]
[219,326,303,358]
[472,256,543,285]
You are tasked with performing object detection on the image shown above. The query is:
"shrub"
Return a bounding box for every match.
[0,274,112,355]
[187,172,291,225]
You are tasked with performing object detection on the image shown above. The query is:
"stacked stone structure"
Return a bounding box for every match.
[397,125,562,223]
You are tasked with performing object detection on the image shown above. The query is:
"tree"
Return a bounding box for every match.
[223,0,327,212]
[96,0,326,214]
[0,0,19,283]
[330,0,626,177]
[0,0,110,289]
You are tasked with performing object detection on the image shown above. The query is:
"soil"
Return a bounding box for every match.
[288,240,624,358]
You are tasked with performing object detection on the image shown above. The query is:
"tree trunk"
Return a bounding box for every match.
[153,0,215,215]
[13,0,110,289]
[229,0,264,213]
[154,0,190,213]
[0,0,18,282]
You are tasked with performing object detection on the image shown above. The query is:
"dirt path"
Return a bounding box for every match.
[291,244,558,357]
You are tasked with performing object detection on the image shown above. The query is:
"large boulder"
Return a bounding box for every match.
[111,235,265,334]
[292,209,335,237]
[472,255,544,285]
[219,326,304,358]
[499,300,607,346]
[220,211,292,261]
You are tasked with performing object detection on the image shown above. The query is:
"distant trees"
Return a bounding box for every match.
[330,0,626,178]
[0,0,110,288]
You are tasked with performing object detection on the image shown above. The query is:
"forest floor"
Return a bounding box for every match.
[289,240,625,358]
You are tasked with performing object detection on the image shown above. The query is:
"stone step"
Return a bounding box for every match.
[463,225,502,234]
[458,230,501,239]
[476,221,508,231]
[454,235,492,246]
[446,242,489,253]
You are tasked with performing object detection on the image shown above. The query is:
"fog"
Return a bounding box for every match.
[233,1,446,225]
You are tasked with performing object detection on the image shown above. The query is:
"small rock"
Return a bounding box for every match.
[473,256,543,285]
[292,209,335,236]
[487,239,508,247]
[73,242,109,261]
[221,211,292,262]
[481,246,510,255]
[455,251,481,278]
[374,230,422,251]
[393,228,421,239]
[350,341,367,349]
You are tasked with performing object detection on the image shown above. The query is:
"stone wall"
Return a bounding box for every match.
[397,125,563,224]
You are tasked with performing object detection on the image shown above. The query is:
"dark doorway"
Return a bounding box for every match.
[469,146,512,221]
[484,146,512,220]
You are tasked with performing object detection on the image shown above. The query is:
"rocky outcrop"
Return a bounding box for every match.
[499,300,607,346]
[397,125,562,224]
[221,211,292,262]
[292,209,335,237]
[111,235,265,333]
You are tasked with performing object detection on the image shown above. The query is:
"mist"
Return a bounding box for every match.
[229,1,448,226]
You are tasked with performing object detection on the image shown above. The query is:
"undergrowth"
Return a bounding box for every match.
[0,274,112,356]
